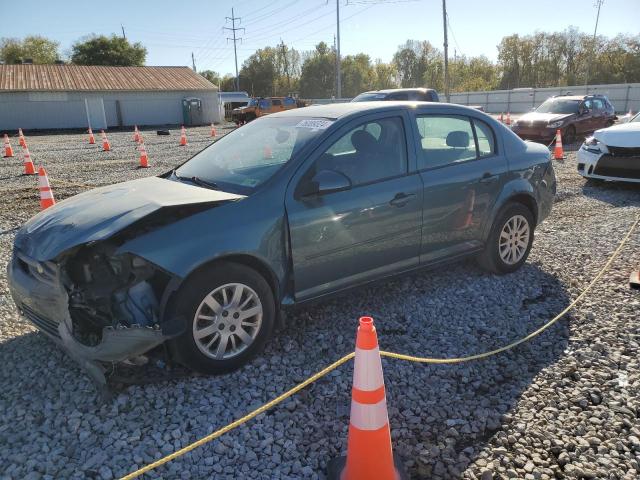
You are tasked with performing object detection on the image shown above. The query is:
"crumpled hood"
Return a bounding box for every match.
[15,176,244,261]
[594,121,640,148]
[516,112,573,124]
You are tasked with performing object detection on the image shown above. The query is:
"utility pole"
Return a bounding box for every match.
[442,0,450,102]
[280,39,290,93]
[336,0,342,99]
[121,24,126,40]
[225,8,244,91]
[585,0,604,87]
[191,52,196,72]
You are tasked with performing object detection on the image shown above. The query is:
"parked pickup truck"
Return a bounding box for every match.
[231,96,298,124]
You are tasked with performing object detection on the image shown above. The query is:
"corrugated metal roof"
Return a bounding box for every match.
[0,65,217,92]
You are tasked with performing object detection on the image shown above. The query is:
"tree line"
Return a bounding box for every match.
[0,35,146,66]
[2,28,638,98]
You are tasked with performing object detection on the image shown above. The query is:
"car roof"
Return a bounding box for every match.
[274,101,469,120]
[360,87,436,95]
[551,94,607,101]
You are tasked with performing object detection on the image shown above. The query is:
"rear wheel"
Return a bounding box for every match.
[167,262,275,374]
[478,203,535,274]
[563,125,576,145]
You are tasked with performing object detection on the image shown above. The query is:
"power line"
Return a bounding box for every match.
[243,7,334,45]
[241,0,301,27]
[243,2,329,39]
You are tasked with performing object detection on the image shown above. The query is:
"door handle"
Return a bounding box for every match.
[480,172,498,183]
[389,192,416,207]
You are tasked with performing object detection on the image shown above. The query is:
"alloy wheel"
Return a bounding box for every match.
[498,214,530,265]
[192,283,263,360]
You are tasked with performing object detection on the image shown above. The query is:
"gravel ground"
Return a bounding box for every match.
[0,127,639,480]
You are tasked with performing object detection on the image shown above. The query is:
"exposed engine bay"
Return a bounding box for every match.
[61,243,168,347]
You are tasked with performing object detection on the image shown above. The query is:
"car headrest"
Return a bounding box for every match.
[446,131,470,148]
[351,129,378,153]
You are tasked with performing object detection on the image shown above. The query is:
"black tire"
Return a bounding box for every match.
[167,262,275,374]
[563,125,576,145]
[477,203,535,274]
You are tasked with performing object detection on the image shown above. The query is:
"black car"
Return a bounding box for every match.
[352,88,439,102]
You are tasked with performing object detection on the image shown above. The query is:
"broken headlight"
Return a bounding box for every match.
[582,136,603,154]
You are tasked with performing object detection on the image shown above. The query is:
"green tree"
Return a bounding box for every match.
[199,70,221,86]
[239,47,278,96]
[71,35,146,66]
[0,36,59,64]
[299,42,336,98]
[372,61,398,89]
[341,53,375,97]
[220,74,236,91]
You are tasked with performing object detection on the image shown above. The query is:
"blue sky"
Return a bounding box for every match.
[3,0,638,76]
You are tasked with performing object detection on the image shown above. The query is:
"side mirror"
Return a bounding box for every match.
[580,107,590,116]
[299,170,351,198]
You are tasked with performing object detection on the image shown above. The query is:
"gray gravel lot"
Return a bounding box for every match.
[0,126,639,480]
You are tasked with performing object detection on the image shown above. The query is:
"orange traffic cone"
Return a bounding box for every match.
[630,267,640,290]
[133,125,140,143]
[553,129,564,160]
[4,134,14,157]
[101,130,111,151]
[179,125,187,146]
[88,127,95,145]
[328,317,407,480]
[22,146,36,175]
[210,123,217,137]
[38,166,55,210]
[505,112,511,126]
[18,128,26,148]
[139,140,149,168]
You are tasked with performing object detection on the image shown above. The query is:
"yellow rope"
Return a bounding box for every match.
[120,214,638,479]
[119,352,355,480]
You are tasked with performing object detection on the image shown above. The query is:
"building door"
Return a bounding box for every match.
[84,97,107,130]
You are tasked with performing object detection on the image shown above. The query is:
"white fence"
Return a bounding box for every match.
[306,83,640,114]
[449,83,640,114]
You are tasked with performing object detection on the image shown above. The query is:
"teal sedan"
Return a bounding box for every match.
[8,102,555,385]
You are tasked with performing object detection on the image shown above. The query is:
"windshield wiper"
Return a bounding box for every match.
[172,170,220,190]
[190,176,220,190]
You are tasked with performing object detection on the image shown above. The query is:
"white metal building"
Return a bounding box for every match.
[0,65,221,131]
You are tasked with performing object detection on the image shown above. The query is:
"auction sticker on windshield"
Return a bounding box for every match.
[295,119,334,130]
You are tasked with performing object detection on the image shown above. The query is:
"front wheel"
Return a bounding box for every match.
[477,203,535,274]
[167,262,275,374]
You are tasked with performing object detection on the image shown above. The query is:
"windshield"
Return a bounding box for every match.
[351,92,387,102]
[536,98,580,114]
[174,117,331,195]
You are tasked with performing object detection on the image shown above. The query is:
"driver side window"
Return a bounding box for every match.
[314,117,407,187]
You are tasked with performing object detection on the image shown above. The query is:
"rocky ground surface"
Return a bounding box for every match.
[0,127,638,480]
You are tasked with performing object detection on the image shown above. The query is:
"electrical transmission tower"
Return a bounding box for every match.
[224,8,244,91]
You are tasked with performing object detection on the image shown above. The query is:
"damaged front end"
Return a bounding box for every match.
[9,242,178,395]
[62,244,171,359]
[8,176,245,395]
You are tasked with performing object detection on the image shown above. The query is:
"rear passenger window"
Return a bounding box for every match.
[415,115,477,169]
[472,119,496,157]
[387,92,409,100]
